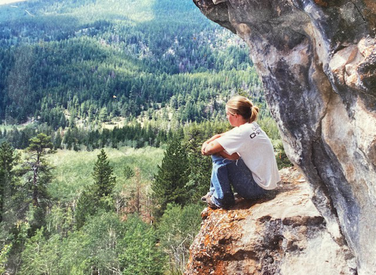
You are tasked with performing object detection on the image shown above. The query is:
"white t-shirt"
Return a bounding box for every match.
[217,122,280,190]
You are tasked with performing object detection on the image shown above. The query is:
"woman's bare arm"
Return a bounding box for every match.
[201,138,239,160]
[218,150,240,160]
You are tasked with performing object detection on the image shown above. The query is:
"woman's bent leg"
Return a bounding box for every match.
[210,155,235,208]
[227,159,266,200]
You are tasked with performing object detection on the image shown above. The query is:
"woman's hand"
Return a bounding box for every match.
[202,134,219,155]
[201,141,209,155]
[201,140,224,156]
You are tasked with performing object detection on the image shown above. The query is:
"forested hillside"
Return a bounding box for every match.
[0,0,258,126]
[0,0,290,274]
[0,0,269,152]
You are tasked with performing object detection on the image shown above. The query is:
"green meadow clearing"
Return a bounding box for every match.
[47,146,164,204]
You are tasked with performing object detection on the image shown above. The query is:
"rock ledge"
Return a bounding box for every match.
[185,167,356,275]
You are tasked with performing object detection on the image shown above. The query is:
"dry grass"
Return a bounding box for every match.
[47,146,164,203]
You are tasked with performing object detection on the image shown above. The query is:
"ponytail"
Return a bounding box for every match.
[226,95,259,122]
[250,105,259,122]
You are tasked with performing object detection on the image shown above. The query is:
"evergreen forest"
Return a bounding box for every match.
[0,0,291,274]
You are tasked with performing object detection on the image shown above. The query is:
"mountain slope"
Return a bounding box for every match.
[0,0,259,126]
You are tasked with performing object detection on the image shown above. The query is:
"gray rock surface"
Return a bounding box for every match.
[186,168,357,274]
[193,0,376,273]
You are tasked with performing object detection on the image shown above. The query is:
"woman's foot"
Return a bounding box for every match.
[206,195,220,209]
[204,193,235,210]
[201,193,220,209]
[201,192,211,202]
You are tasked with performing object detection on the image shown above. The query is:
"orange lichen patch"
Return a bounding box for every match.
[314,0,328,7]
[213,261,226,275]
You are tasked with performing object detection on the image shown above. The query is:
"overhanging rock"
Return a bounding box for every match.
[193,0,376,273]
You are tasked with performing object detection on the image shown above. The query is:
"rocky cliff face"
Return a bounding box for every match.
[192,0,376,274]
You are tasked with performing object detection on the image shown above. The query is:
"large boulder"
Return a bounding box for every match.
[185,168,356,274]
[192,0,376,273]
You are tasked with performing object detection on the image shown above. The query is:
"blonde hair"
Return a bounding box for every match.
[226,95,259,122]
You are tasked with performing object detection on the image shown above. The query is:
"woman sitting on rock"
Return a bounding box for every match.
[201,95,280,209]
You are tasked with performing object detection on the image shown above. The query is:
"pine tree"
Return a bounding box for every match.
[119,215,164,275]
[24,133,54,208]
[0,142,17,222]
[13,133,55,233]
[76,149,116,228]
[92,149,116,198]
[152,135,189,220]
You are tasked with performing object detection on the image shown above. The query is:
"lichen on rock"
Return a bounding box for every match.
[185,167,356,274]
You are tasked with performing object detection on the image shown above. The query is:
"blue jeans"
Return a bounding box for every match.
[209,155,266,208]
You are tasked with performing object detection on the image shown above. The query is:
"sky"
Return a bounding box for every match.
[0,0,27,5]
